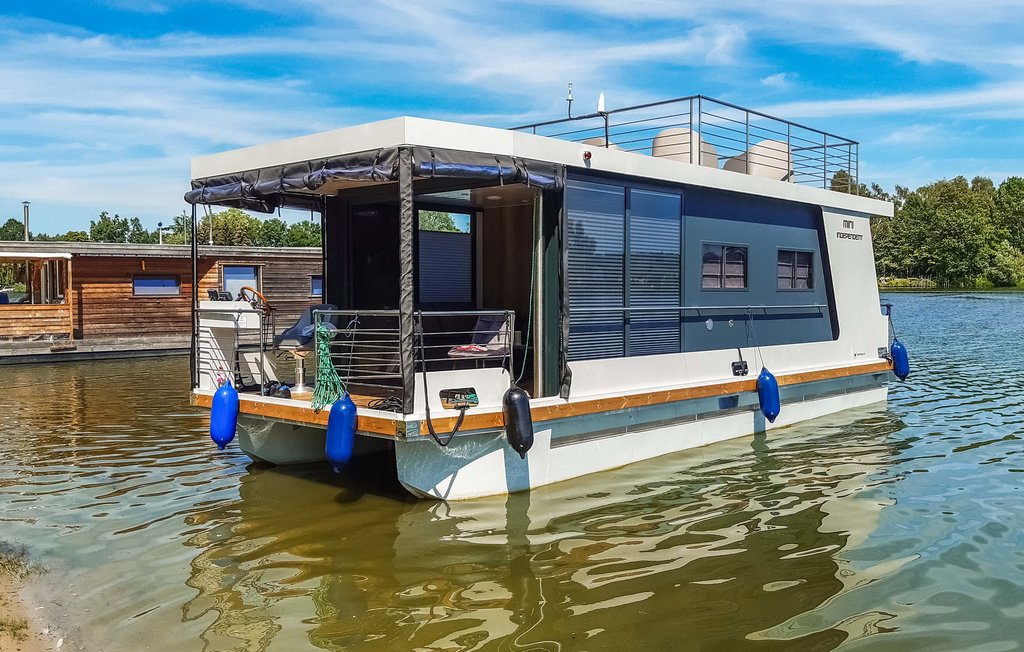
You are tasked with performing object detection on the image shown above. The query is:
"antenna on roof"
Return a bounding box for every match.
[597,92,606,114]
[566,81,574,119]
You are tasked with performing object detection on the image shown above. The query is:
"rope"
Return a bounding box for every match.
[311,321,346,412]
[746,308,765,370]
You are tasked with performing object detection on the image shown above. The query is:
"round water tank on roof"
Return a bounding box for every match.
[723,139,792,181]
[651,128,719,167]
[581,136,623,151]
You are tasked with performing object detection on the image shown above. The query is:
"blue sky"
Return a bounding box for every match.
[1,0,1022,233]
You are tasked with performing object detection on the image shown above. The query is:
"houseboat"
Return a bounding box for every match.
[185,95,899,500]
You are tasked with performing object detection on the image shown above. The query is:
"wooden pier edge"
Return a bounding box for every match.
[191,360,893,438]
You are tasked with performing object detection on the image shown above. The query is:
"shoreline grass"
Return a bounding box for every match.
[0,614,29,641]
[0,543,45,581]
[0,542,45,642]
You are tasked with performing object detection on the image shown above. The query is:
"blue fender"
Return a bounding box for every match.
[210,381,239,450]
[326,394,357,473]
[756,367,781,424]
[891,338,910,381]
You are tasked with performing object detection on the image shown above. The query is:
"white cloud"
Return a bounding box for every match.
[762,81,1024,119]
[760,73,792,90]
[879,124,938,144]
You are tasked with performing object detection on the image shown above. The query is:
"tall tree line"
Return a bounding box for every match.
[849,174,1024,287]
[0,208,322,247]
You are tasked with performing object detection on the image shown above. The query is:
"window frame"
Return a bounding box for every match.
[310,274,323,298]
[776,248,815,291]
[221,264,262,299]
[131,275,181,297]
[700,242,749,291]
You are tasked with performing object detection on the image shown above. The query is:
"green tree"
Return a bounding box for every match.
[994,176,1024,251]
[418,210,460,232]
[90,211,130,242]
[0,218,26,240]
[985,239,1024,287]
[161,212,192,245]
[913,176,995,284]
[197,208,261,246]
[127,217,156,244]
[61,230,90,242]
[256,218,288,247]
[284,220,322,247]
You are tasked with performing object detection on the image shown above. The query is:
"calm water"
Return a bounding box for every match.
[2,292,1023,651]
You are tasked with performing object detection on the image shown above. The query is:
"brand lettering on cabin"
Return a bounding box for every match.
[836,219,864,241]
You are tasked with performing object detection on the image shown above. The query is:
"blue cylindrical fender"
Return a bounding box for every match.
[891,338,910,381]
[757,367,781,424]
[503,386,534,459]
[210,381,239,450]
[326,394,357,473]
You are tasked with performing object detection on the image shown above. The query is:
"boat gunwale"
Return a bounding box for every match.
[190,359,892,439]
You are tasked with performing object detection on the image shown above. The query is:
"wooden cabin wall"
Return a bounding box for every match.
[71,256,206,338]
[71,253,322,339]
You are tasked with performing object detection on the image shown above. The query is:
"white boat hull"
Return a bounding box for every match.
[394,384,887,500]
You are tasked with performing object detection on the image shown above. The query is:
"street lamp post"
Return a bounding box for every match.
[157,222,174,245]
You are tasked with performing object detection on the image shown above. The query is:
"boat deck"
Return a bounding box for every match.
[191,359,893,440]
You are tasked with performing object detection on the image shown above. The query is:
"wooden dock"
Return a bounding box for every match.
[0,335,190,365]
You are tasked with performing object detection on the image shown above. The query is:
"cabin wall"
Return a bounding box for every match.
[71,256,200,338]
[681,187,834,352]
[564,174,835,362]
[70,253,322,339]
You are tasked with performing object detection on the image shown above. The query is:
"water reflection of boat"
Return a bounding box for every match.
[181,404,902,649]
[186,94,899,499]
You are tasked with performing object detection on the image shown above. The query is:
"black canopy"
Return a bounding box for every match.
[185,146,564,213]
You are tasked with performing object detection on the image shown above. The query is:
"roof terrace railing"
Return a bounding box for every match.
[512,95,859,193]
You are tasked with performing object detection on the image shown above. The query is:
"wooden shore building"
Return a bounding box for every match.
[0,241,322,363]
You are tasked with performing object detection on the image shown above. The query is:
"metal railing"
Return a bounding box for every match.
[512,95,859,192]
[194,306,276,393]
[570,304,827,314]
[313,309,515,411]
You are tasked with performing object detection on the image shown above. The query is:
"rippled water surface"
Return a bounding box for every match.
[2,292,1024,651]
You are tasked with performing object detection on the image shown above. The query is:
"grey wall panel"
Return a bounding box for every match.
[681,188,833,352]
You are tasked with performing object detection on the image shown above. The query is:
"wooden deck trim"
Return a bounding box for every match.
[190,392,401,436]
[191,360,892,437]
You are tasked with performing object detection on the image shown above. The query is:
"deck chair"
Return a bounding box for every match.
[447,314,511,362]
[273,304,338,394]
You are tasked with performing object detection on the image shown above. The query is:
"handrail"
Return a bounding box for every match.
[511,94,859,192]
[512,94,858,146]
[570,304,826,314]
[312,309,516,410]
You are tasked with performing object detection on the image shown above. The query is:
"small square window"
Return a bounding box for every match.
[311,275,323,297]
[223,265,259,300]
[778,250,813,289]
[702,244,747,289]
[133,276,180,296]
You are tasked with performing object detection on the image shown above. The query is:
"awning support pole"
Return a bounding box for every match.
[190,203,199,389]
[398,147,416,414]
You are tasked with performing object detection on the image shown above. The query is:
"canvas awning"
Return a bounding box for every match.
[0,251,73,261]
[185,146,564,213]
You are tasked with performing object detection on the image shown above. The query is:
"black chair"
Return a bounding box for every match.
[273,304,338,394]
